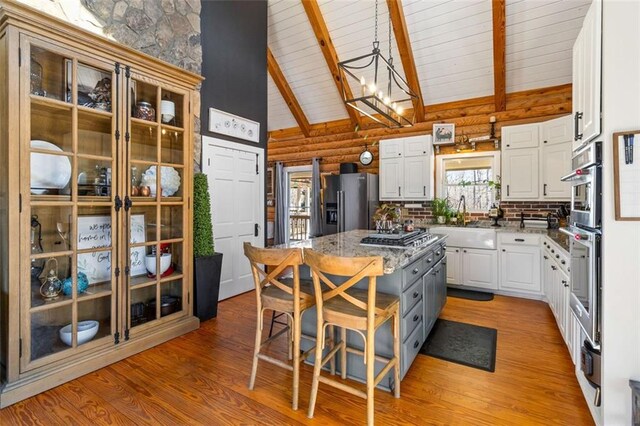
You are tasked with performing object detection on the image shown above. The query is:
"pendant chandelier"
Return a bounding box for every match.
[338,0,419,128]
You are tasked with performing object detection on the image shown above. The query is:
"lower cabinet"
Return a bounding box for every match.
[499,244,541,294]
[462,249,498,289]
[446,247,498,290]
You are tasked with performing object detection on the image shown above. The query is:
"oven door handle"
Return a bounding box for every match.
[559,227,576,238]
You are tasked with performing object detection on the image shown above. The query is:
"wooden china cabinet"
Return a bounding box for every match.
[0,2,202,406]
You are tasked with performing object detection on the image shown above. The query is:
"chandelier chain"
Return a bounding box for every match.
[374,0,378,43]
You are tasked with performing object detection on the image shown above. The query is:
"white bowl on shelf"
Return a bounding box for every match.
[59,320,99,346]
[30,140,72,193]
[145,253,172,276]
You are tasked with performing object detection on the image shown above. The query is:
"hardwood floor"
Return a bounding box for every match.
[0,293,593,425]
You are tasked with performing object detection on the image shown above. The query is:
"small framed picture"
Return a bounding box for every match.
[433,123,455,145]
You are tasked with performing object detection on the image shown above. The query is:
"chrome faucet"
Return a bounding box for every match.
[456,195,467,227]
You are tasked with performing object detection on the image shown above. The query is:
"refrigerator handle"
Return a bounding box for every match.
[337,191,342,233]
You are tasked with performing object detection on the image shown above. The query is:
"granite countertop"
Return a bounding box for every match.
[428,222,570,252]
[275,230,446,275]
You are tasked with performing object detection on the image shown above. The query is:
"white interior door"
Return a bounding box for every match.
[203,137,264,301]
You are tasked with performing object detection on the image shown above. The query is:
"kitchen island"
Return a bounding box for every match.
[278,230,447,389]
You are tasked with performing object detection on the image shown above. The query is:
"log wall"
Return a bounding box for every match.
[266,84,572,230]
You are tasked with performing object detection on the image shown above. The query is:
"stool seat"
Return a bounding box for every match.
[323,289,399,331]
[263,279,315,312]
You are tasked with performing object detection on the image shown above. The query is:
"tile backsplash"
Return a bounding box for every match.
[395,201,570,226]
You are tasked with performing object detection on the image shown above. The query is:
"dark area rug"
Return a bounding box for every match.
[420,319,497,372]
[447,287,494,301]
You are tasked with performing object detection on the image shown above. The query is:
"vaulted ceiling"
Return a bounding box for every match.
[267,0,590,133]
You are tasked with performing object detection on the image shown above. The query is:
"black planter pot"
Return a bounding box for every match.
[193,252,223,321]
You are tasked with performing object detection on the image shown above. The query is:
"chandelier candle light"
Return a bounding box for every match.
[338,0,420,128]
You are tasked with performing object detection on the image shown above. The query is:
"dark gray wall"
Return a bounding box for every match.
[200,0,267,152]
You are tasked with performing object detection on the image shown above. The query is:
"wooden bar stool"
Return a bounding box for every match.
[304,249,400,425]
[243,242,319,410]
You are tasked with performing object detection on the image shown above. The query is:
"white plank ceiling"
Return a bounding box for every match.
[267,0,590,132]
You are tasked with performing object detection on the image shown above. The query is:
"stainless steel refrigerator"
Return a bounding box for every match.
[322,173,379,235]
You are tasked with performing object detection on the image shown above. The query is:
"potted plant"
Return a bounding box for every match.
[431,198,449,224]
[373,203,399,232]
[193,173,223,321]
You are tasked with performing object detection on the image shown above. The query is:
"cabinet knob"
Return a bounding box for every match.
[455,249,459,253]
[463,249,467,253]
[414,340,420,349]
[413,291,419,299]
[502,249,506,252]
[435,251,441,256]
[561,260,566,265]
[543,255,548,259]
[413,314,419,322]
[412,268,420,274]
[427,258,432,263]
[556,254,560,259]
[551,265,557,270]
[551,249,555,253]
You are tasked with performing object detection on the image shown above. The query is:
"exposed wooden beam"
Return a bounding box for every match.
[267,48,311,137]
[301,0,361,129]
[492,0,507,112]
[386,0,425,122]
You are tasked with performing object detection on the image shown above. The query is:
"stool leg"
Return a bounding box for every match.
[393,309,401,398]
[328,324,336,375]
[307,322,324,419]
[249,308,263,390]
[268,310,276,338]
[340,327,347,379]
[287,315,293,361]
[292,308,301,410]
[366,325,375,426]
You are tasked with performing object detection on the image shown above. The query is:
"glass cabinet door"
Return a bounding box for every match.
[126,72,189,333]
[22,38,117,370]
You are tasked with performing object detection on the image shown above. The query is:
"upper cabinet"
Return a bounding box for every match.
[502,116,572,201]
[572,0,602,150]
[379,136,434,201]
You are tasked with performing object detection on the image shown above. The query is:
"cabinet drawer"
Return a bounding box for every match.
[498,233,540,246]
[422,249,435,271]
[433,243,445,263]
[402,321,424,375]
[402,298,423,342]
[401,279,422,316]
[403,258,425,290]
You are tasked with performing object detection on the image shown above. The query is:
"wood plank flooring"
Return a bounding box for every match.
[0,293,594,425]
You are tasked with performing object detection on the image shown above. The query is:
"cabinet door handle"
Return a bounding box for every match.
[413,291,419,299]
[423,186,426,196]
[543,183,547,196]
[413,314,419,322]
[414,340,420,349]
[514,238,525,242]
[412,268,420,274]
[551,265,557,271]
[576,112,583,140]
[562,280,569,287]
[463,249,467,253]
[398,186,401,197]
[506,185,510,196]
[502,249,506,252]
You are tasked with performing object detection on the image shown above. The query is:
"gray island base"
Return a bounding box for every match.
[276,230,447,390]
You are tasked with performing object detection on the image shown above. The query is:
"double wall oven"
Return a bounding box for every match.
[561,141,602,400]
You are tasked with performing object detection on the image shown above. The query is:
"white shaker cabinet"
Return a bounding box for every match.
[502,148,539,200]
[445,247,462,285]
[572,0,602,150]
[502,123,539,150]
[498,234,541,295]
[379,136,433,201]
[461,248,498,290]
[541,142,572,199]
[501,115,572,201]
[379,158,403,199]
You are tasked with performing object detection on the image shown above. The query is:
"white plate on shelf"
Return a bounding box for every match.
[30,140,72,193]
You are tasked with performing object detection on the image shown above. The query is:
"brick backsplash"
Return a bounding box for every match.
[393,201,570,225]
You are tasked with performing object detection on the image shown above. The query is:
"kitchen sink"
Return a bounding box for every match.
[429,226,497,250]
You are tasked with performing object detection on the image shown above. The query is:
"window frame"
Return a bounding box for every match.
[435,151,502,213]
